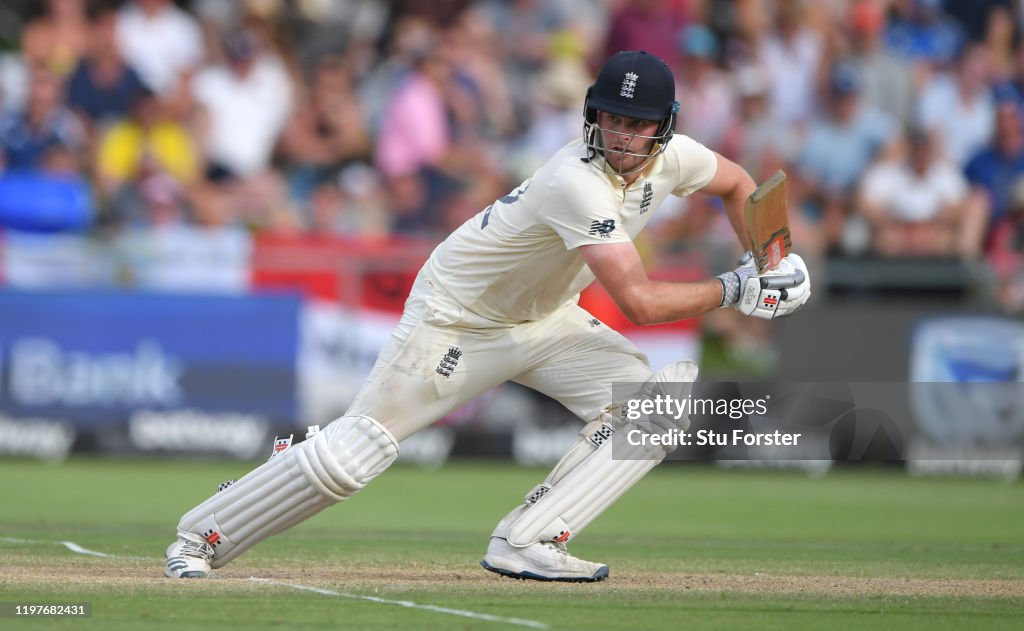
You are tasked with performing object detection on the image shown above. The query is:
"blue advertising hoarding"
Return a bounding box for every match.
[0,290,300,434]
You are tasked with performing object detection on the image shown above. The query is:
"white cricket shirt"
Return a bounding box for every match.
[426,135,717,324]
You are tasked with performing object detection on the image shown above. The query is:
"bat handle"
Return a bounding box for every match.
[760,269,805,290]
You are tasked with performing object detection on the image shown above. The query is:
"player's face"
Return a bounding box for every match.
[596,111,660,173]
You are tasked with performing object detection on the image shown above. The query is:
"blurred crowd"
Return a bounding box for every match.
[0,0,1022,312]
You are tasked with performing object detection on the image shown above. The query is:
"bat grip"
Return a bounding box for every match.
[760,269,805,290]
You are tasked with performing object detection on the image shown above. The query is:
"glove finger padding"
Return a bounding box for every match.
[775,276,811,318]
[738,253,811,320]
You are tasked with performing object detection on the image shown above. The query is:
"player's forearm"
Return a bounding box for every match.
[616,279,724,325]
[700,155,757,249]
[721,178,756,249]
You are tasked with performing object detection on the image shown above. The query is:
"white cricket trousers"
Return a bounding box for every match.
[347,269,655,441]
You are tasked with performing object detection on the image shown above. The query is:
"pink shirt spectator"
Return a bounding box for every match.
[376,70,450,177]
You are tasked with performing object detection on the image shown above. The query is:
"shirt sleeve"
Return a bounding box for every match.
[667,134,719,197]
[545,164,631,250]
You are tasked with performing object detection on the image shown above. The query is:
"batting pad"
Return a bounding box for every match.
[501,423,668,546]
[495,361,698,546]
[176,415,399,568]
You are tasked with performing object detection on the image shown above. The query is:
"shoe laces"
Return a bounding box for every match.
[180,538,214,560]
[541,540,569,556]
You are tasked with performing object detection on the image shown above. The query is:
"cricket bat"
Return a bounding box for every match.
[743,170,792,273]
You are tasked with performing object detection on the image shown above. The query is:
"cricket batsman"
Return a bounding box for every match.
[164,51,811,582]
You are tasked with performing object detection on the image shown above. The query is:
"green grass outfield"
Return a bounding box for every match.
[1,457,1022,630]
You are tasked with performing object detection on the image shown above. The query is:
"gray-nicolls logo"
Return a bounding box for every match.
[436,346,462,377]
[620,71,638,98]
[203,528,223,547]
[587,318,601,328]
[587,422,615,448]
[525,483,551,505]
[588,219,616,238]
[639,182,653,214]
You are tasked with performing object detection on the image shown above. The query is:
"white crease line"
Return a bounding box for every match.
[1,536,153,560]
[58,540,153,560]
[59,541,116,558]
[251,577,549,630]
[5,537,549,629]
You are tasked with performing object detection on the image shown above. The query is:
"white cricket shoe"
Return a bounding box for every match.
[164,532,214,579]
[480,536,609,582]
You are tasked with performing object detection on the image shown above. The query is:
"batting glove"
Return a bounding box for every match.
[718,253,811,320]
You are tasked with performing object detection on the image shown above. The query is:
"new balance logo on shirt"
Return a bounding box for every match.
[588,219,616,238]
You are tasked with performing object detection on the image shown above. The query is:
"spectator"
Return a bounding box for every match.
[0,51,28,114]
[991,38,1024,108]
[66,6,150,134]
[964,100,1024,256]
[386,171,430,235]
[917,43,996,167]
[374,49,451,179]
[675,24,734,151]
[110,161,191,228]
[720,64,800,182]
[440,9,517,142]
[846,0,917,129]
[719,63,817,258]
[191,29,294,227]
[0,65,85,172]
[20,0,89,78]
[510,54,592,179]
[987,178,1024,312]
[335,163,391,238]
[858,129,971,257]
[359,15,438,136]
[193,29,293,178]
[95,91,199,198]
[603,0,688,71]
[369,16,508,235]
[7,0,1024,310]
[477,0,574,130]
[480,0,566,72]
[944,0,1014,44]
[982,4,1017,81]
[885,0,964,69]
[756,0,824,126]
[307,176,388,238]
[795,62,898,252]
[277,0,389,72]
[116,0,205,96]
[279,54,370,205]
[385,0,474,29]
